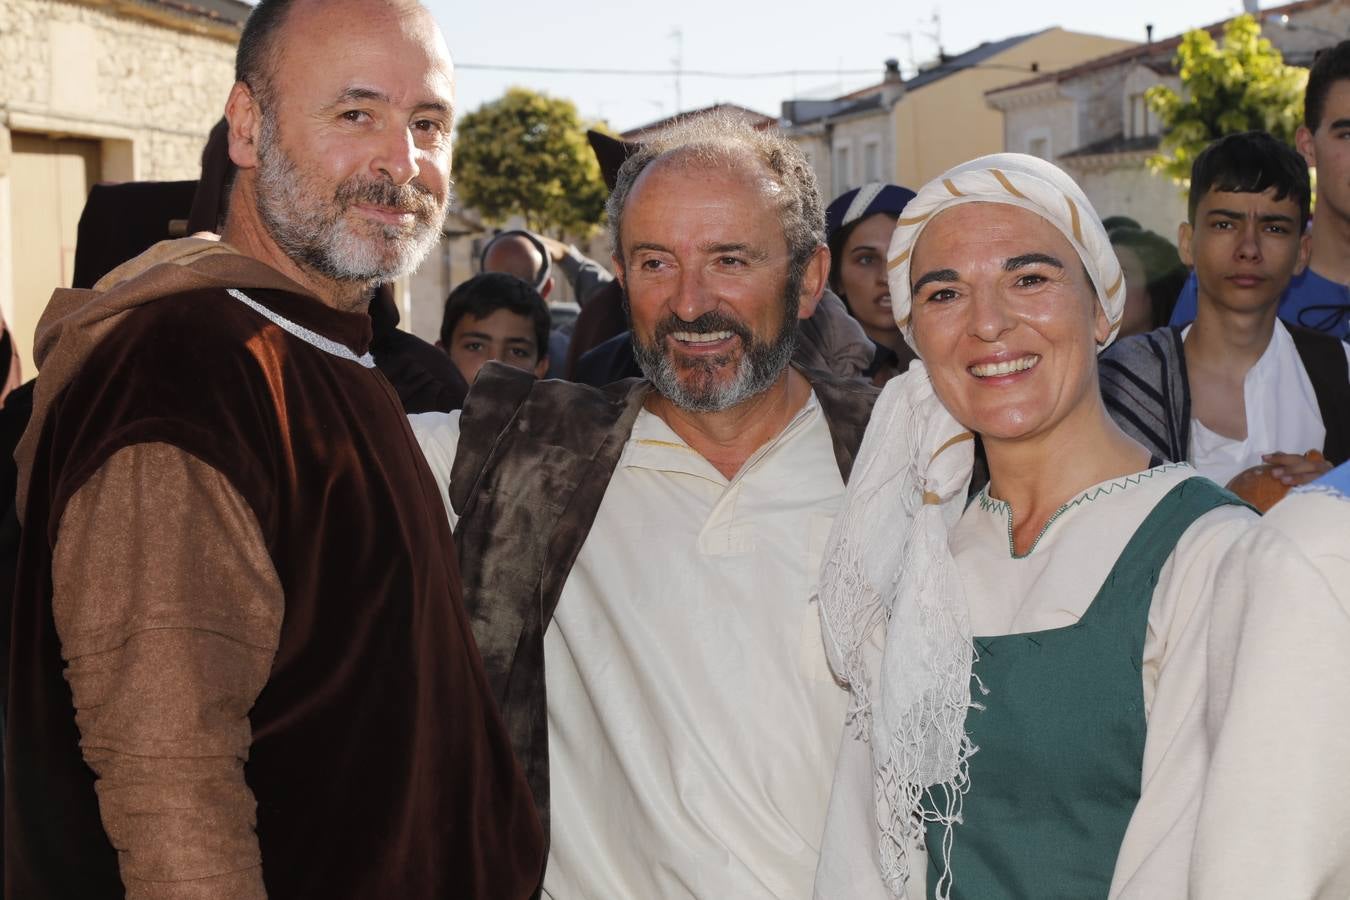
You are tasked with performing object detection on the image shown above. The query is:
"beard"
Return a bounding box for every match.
[630,269,802,413]
[253,112,448,285]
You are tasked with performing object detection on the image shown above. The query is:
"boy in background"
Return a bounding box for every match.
[439,272,550,383]
[1102,131,1350,487]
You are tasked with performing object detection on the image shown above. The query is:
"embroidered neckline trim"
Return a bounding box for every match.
[226,288,375,368]
[977,462,1191,559]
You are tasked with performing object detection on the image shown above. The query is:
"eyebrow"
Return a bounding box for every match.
[331,87,453,117]
[1207,208,1297,225]
[1004,253,1064,271]
[701,241,769,260]
[912,268,960,294]
[1329,118,1350,130]
[459,331,533,344]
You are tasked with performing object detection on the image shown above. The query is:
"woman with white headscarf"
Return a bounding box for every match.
[812,154,1257,900]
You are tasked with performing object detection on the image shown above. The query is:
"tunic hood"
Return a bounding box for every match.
[16,237,318,516]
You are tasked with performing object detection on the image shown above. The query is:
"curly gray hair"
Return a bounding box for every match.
[606,111,825,281]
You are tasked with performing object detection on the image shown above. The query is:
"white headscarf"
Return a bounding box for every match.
[817,153,1126,898]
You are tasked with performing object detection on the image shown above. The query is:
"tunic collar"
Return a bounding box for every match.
[232,287,375,361]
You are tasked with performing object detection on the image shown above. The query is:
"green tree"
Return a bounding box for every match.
[1146,14,1307,185]
[453,87,610,236]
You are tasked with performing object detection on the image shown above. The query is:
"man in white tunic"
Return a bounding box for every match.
[412,112,877,897]
[1192,461,1350,898]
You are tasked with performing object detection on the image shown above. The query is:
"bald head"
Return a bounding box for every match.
[237,0,451,108]
[483,234,546,285]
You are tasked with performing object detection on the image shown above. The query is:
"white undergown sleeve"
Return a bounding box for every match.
[1109,503,1257,898]
[1191,490,1350,899]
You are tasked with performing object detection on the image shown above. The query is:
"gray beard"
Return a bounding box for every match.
[630,278,800,413]
[253,113,448,285]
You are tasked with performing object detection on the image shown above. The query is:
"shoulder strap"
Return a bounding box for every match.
[1105,476,1249,594]
[1288,325,1350,465]
[1098,327,1190,463]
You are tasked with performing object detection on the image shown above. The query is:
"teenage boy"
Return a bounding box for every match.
[1102,131,1350,487]
[1169,42,1350,338]
[438,272,551,383]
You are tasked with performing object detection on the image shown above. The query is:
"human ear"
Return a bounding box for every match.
[795,244,831,320]
[1093,297,1112,345]
[1294,231,1312,276]
[1296,125,1317,169]
[224,82,262,170]
[1177,221,1194,268]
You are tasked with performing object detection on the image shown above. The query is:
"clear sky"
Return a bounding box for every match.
[426,0,1260,133]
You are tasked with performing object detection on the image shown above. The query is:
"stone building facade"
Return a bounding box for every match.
[0,0,247,375]
[987,0,1350,238]
[782,29,1136,202]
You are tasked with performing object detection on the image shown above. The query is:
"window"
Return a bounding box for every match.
[863,140,882,183]
[835,145,852,193]
[1129,94,1151,138]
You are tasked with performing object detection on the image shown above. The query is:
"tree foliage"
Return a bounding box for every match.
[453,87,610,236]
[1146,15,1308,185]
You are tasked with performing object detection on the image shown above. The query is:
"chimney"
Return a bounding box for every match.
[881,58,905,105]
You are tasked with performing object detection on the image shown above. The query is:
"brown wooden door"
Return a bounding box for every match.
[9,132,101,377]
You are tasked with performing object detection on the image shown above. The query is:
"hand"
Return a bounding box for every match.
[1261,450,1331,487]
[536,234,572,262]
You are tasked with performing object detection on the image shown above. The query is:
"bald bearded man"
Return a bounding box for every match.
[5,1,544,897]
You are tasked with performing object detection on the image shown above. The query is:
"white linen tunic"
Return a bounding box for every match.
[1184,321,1350,485]
[814,464,1255,899]
[413,393,852,899]
[1192,476,1350,898]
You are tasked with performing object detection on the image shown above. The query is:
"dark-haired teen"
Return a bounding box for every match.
[439,272,551,383]
[1102,131,1350,487]
[1170,41,1350,337]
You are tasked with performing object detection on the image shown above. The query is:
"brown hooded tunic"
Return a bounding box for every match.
[5,240,544,899]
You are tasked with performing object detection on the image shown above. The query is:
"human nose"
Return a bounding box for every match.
[1236,221,1262,262]
[372,126,420,185]
[967,285,1015,342]
[670,266,718,321]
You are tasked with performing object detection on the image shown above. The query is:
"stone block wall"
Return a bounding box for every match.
[1,0,239,180]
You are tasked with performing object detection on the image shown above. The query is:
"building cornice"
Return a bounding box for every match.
[61,0,247,43]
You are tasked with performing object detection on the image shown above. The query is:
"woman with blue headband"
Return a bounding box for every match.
[814,154,1257,899]
[825,184,920,383]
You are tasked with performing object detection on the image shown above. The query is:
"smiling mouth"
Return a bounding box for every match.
[355,204,415,225]
[671,330,735,344]
[969,354,1041,378]
[878,294,892,309]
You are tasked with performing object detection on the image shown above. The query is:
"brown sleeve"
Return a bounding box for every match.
[51,443,283,899]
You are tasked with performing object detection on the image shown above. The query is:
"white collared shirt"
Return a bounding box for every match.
[1184,320,1350,485]
[412,393,851,899]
